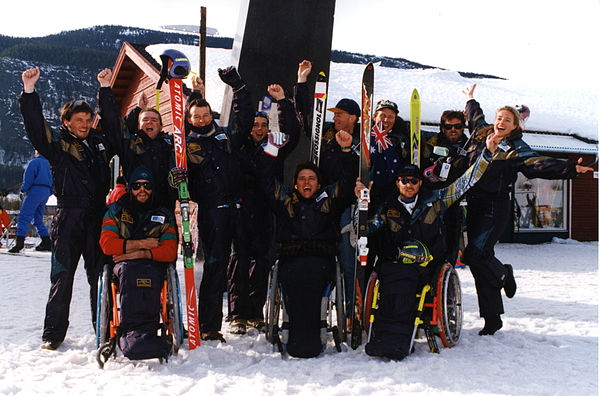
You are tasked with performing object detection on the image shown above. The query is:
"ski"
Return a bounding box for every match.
[410,89,421,167]
[310,72,328,165]
[350,62,374,350]
[158,50,200,350]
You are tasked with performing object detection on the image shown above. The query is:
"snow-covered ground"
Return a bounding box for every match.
[0,239,597,395]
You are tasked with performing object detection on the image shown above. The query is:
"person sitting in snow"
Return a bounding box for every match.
[356,132,499,360]
[99,166,177,361]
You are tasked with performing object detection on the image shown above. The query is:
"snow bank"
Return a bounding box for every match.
[0,240,597,395]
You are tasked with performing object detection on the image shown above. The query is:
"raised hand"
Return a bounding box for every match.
[267,84,285,101]
[22,67,40,93]
[97,68,112,87]
[575,157,594,174]
[138,92,149,109]
[218,66,245,92]
[462,83,476,100]
[335,130,353,150]
[191,75,205,97]
[297,60,312,83]
[486,131,500,153]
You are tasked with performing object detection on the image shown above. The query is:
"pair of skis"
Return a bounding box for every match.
[157,53,200,350]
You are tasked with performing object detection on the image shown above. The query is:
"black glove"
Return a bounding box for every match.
[169,167,187,188]
[218,66,245,92]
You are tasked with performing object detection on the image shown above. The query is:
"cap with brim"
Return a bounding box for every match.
[397,164,421,179]
[327,98,361,117]
[375,99,399,114]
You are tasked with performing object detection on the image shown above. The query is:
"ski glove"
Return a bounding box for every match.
[218,66,245,92]
[263,132,289,157]
[168,167,187,188]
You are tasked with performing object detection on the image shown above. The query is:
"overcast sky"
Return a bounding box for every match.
[2,0,599,85]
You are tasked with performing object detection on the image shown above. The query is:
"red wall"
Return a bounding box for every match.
[569,153,598,241]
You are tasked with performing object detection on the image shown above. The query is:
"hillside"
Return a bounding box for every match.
[0,25,500,191]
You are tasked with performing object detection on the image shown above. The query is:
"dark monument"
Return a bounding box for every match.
[220,0,336,183]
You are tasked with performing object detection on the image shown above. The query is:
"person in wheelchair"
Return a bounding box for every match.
[355,133,499,360]
[99,166,178,361]
[258,130,357,358]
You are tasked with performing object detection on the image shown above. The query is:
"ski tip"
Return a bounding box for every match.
[366,62,374,70]
[411,88,420,99]
[318,71,326,77]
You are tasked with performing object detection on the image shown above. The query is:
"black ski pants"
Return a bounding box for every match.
[43,206,105,343]
[365,260,420,360]
[464,197,510,318]
[279,255,335,358]
[227,206,274,321]
[197,205,250,332]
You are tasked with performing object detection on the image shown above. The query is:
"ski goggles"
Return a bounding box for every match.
[443,123,464,130]
[130,182,153,191]
[398,177,419,185]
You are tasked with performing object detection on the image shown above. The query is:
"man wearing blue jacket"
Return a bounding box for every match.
[9,150,53,253]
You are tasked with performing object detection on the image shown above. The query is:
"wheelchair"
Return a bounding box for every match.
[95,262,184,368]
[363,262,462,354]
[264,258,346,355]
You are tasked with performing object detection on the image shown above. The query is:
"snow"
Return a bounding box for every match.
[0,239,597,395]
[146,44,598,142]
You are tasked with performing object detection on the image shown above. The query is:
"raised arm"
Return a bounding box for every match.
[269,84,301,158]
[97,68,129,157]
[18,68,56,162]
[435,133,498,211]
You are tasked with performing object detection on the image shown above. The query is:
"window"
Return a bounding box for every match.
[514,175,567,231]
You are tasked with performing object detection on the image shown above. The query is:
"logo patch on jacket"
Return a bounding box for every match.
[121,209,134,224]
[136,279,151,287]
[151,215,165,224]
[315,191,328,202]
[215,133,228,141]
[97,143,105,151]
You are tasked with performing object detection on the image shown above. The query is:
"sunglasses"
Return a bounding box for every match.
[443,123,464,130]
[399,177,419,185]
[131,182,153,191]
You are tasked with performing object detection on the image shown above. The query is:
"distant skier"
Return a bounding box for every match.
[9,150,53,253]
[19,67,113,351]
[461,83,593,336]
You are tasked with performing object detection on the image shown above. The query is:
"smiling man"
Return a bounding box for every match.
[19,67,113,351]
[257,130,356,358]
[100,166,177,361]
[97,68,176,211]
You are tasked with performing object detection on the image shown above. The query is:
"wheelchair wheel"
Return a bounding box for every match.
[334,259,345,341]
[362,271,379,342]
[436,263,462,347]
[96,264,111,349]
[264,261,281,345]
[167,264,184,355]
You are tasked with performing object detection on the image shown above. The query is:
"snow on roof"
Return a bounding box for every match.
[522,133,597,154]
[146,44,598,147]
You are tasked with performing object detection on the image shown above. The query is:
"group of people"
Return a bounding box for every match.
[17,54,592,361]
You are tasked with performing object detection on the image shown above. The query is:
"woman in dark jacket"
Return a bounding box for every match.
[461,84,593,336]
